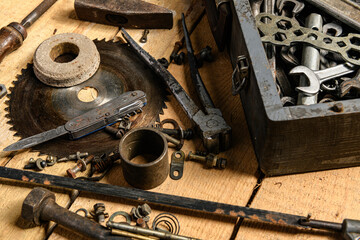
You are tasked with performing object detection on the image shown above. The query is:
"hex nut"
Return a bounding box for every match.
[33,33,100,87]
[140,203,151,216]
[21,188,55,225]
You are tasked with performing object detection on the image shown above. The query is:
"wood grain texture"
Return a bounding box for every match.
[0,0,259,240]
[49,4,260,240]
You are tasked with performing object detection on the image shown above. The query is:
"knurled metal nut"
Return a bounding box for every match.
[33,33,100,87]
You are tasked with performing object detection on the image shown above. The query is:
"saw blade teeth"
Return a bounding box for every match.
[13,132,20,137]
[6,42,167,156]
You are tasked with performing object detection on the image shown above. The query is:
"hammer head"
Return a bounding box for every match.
[21,187,55,226]
[289,65,320,95]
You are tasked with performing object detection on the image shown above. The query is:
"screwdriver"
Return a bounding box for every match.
[0,0,57,63]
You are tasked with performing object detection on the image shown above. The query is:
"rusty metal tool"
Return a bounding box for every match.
[121,26,231,154]
[3,90,146,151]
[22,188,125,240]
[74,0,173,29]
[0,0,57,64]
[2,166,360,239]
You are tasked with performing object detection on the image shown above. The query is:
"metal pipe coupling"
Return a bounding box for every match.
[119,128,169,189]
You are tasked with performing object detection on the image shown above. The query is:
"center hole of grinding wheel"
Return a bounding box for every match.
[77,87,98,102]
[50,42,80,63]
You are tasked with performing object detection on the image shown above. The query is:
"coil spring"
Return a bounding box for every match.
[152,212,180,235]
[93,156,113,173]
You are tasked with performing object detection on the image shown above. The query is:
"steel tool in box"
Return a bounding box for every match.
[205,0,360,175]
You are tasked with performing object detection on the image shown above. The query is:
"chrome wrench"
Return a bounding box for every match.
[290,63,357,95]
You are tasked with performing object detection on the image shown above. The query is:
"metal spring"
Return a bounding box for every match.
[92,154,117,173]
[151,212,180,235]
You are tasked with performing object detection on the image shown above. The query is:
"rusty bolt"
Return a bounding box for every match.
[22,187,55,225]
[67,155,94,178]
[131,203,151,222]
[162,133,183,150]
[58,152,88,162]
[104,126,125,139]
[331,102,343,112]
[93,203,108,223]
[156,127,194,140]
[187,151,227,169]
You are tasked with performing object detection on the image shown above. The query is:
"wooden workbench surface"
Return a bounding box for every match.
[0,1,359,239]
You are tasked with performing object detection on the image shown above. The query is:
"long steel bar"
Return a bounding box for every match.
[0,166,312,228]
[21,0,57,28]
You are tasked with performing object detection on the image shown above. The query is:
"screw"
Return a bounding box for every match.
[58,152,89,162]
[170,41,182,61]
[104,126,125,139]
[162,133,183,150]
[195,46,213,67]
[331,102,343,112]
[130,203,151,222]
[67,155,94,178]
[170,41,185,65]
[187,151,227,169]
[140,29,149,43]
[93,203,108,223]
[157,127,194,140]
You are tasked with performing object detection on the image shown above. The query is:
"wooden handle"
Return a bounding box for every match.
[0,23,26,63]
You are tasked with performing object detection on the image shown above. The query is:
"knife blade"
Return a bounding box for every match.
[4,90,147,151]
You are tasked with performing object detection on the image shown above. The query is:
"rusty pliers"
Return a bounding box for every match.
[121,18,231,153]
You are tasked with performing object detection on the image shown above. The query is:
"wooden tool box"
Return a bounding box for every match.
[228,0,360,175]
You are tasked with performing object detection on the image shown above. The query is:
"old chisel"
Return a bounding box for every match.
[3,90,146,151]
[0,0,57,64]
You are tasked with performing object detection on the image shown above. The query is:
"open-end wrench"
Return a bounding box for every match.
[290,63,357,95]
[276,0,305,17]
[121,26,231,153]
[250,0,264,16]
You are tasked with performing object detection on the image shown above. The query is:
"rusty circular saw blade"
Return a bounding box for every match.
[5,40,168,157]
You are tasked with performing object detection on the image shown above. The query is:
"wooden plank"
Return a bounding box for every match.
[0,0,119,239]
[0,0,261,239]
[48,12,259,240]
[236,166,360,239]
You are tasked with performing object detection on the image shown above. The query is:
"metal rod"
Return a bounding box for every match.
[108,222,197,240]
[297,13,323,105]
[21,0,57,28]
[0,166,320,229]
